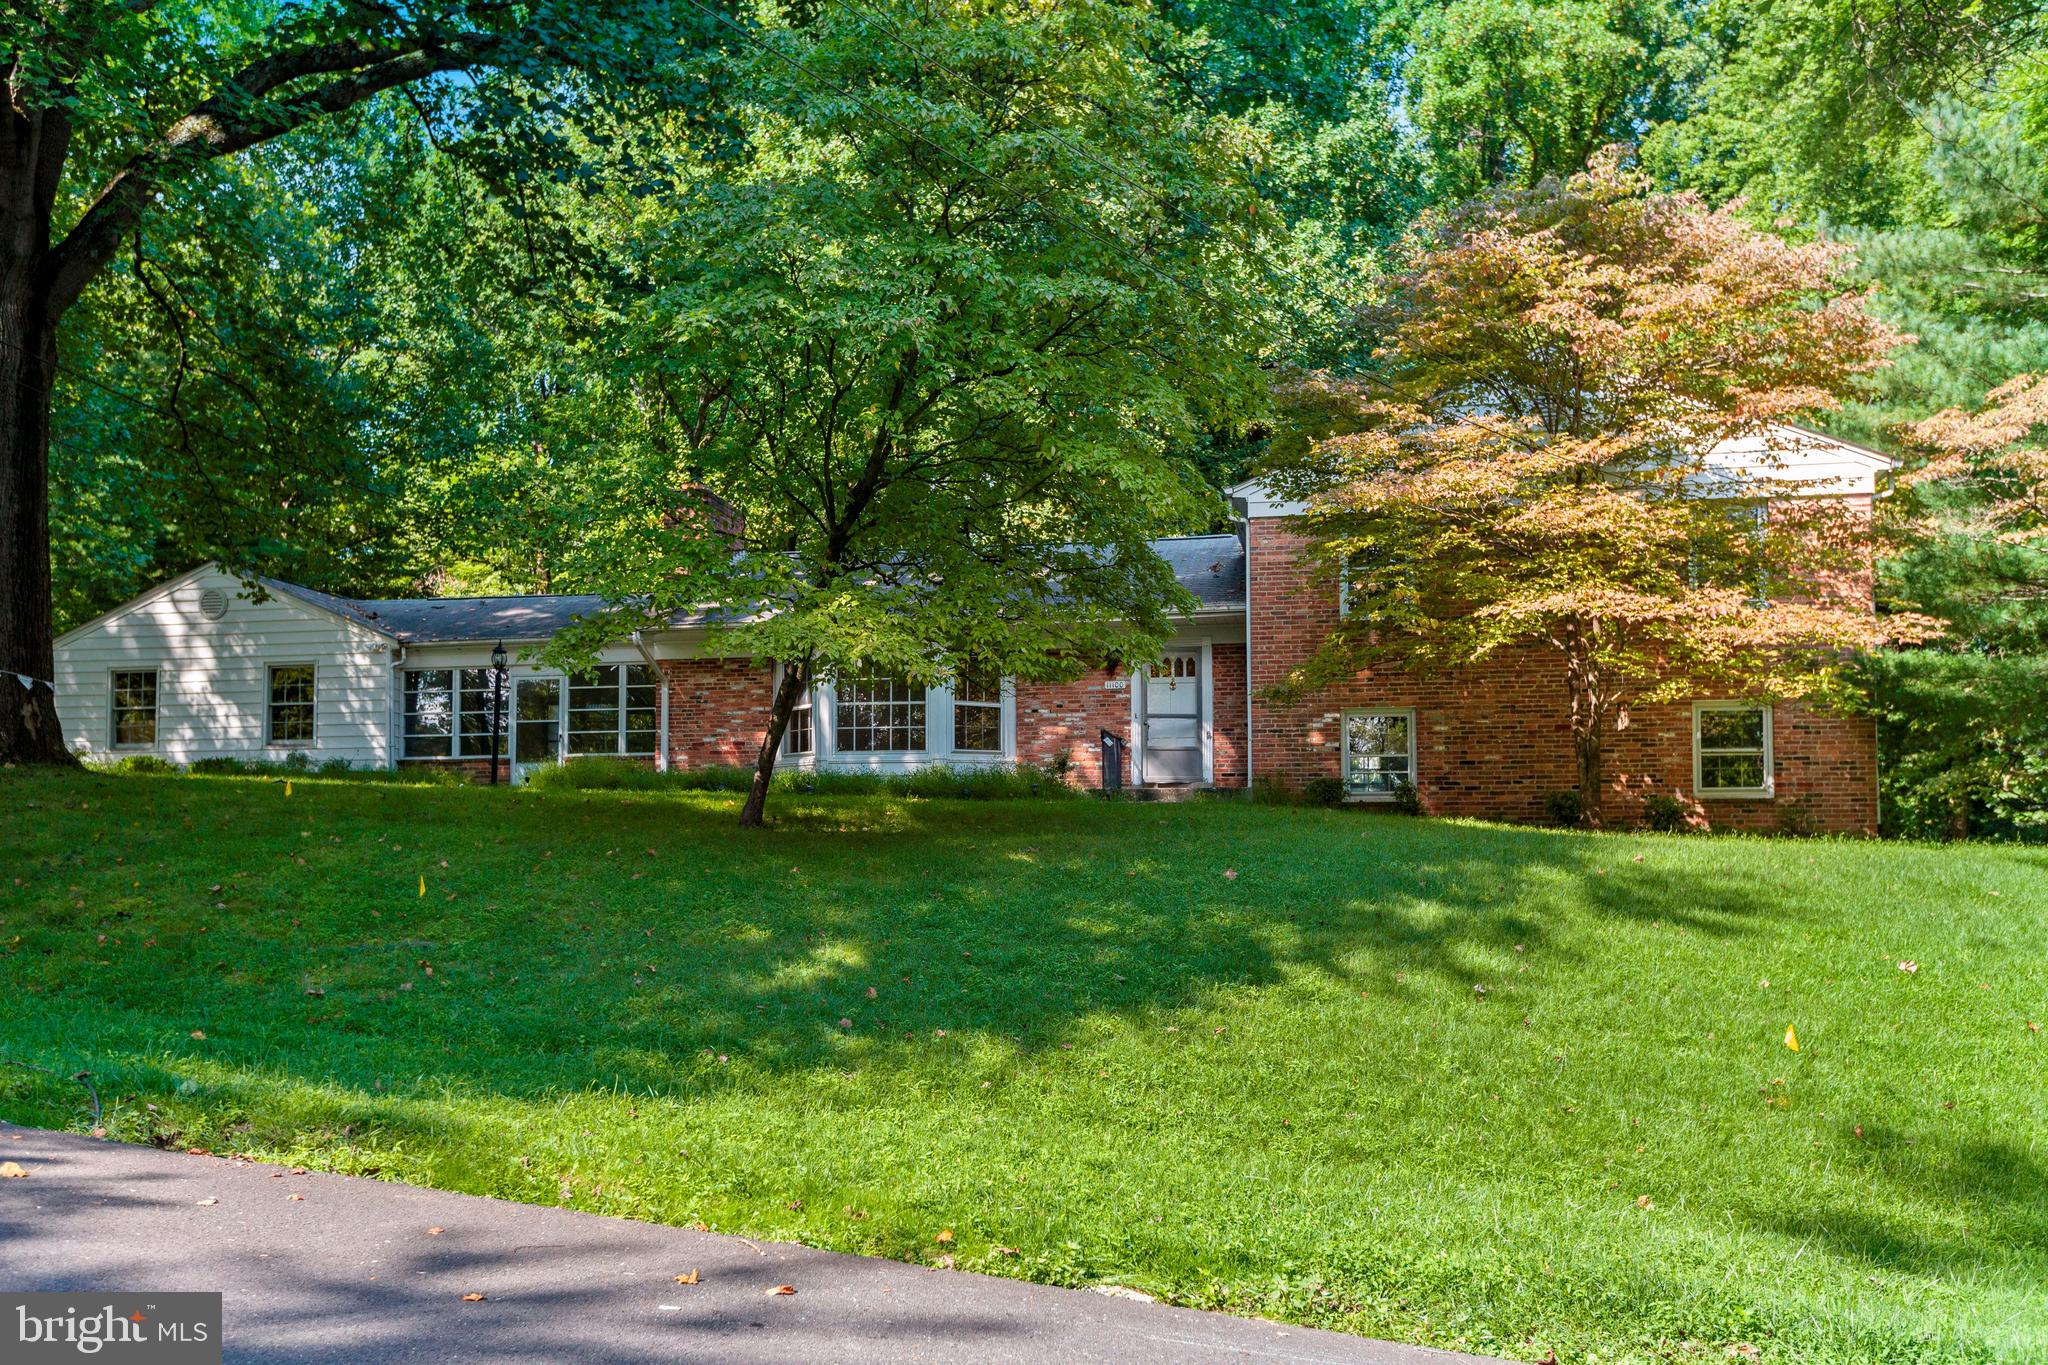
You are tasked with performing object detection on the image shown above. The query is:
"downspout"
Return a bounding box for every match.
[632,631,668,772]
[389,644,407,771]
[1238,508,1253,790]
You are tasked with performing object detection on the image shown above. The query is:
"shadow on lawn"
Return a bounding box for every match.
[3,776,1792,1151]
[6,780,1790,1080]
[1754,1127,2048,1284]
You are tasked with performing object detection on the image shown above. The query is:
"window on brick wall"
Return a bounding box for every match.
[1341,709,1413,796]
[1694,701,1772,797]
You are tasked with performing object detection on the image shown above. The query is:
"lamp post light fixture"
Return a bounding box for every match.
[488,640,509,786]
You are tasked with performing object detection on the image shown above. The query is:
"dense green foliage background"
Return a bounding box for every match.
[49,0,2048,835]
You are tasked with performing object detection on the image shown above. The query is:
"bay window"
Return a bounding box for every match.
[953,667,1002,752]
[836,672,925,753]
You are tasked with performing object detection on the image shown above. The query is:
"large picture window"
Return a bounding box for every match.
[1695,702,1772,796]
[1341,708,1414,796]
[267,665,315,745]
[111,669,158,748]
[953,667,1002,752]
[405,668,513,759]
[836,672,925,753]
[567,664,659,756]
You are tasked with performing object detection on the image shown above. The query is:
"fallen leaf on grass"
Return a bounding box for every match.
[934,1229,954,1244]
[1898,959,1919,974]
[991,1245,1019,1257]
[766,1285,796,1297]
[673,1270,699,1285]
[0,1162,28,1177]
[461,1293,486,1303]
[1635,1194,1654,1210]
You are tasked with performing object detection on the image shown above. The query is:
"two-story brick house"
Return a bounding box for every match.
[51,426,1890,833]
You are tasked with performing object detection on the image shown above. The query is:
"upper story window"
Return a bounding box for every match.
[1694,702,1772,797]
[953,667,1002,752]
[836,672,925,753]
[568,664,659,756]
[1342,708,1413,797]
[111,669,158,748]
[268,666,315,745]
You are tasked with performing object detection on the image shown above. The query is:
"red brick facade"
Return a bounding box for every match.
[1211,642,1249,789]
[662,658,776,769]
[1243,516,1879,834]
[1014,668,1134,787]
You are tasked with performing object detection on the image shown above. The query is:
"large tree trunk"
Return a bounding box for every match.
[1560,620,1606,829]
[738,658,810,828]
[0,103,73,767]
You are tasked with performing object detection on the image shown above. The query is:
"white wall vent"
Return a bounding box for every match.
[198,588,230,621]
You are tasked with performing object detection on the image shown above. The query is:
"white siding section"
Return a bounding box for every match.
[54,566,396,767]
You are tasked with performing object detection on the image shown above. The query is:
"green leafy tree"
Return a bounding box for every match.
[0,0,709,763]
[1408,0,1704,196]
[545,0,1279,826]
[1262,153,1924,825]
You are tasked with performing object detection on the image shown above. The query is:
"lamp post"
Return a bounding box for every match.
[488,641,508,786]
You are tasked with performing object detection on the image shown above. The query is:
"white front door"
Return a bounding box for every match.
[1142,649,1203,785]
[510,676,563,785]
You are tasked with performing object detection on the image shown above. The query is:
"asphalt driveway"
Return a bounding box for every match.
[0,1124,1500,1364]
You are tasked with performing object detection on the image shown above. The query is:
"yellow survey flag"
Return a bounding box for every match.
[1784,1024,1799,1052]
[285,780,292,797]
[419,874,426,898]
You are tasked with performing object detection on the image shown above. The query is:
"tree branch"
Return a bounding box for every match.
[45,33,504,318]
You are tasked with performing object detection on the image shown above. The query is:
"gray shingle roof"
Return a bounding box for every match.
[1152,533,1246,610]
[265,534,1245,644]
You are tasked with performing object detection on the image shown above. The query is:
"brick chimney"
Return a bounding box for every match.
[663,485,745,550]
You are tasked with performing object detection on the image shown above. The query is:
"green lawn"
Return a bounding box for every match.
[2,770,2042,1363]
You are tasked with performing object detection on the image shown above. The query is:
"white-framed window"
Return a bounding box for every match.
[836,671,925,753]
[267,665,315,745]
[1341,708,1414,797]
[404,667,513,759]
[111,669,158,748]
[1694,701,1773,797]
[786,675,814,755]
[567,664,658,756]
[403,669,457,758]
[953,666,1002,753]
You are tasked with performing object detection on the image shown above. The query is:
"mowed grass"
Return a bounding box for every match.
[1,770,2043,1363]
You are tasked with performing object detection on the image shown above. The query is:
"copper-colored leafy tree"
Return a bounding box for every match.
[1264,150,1937,826]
